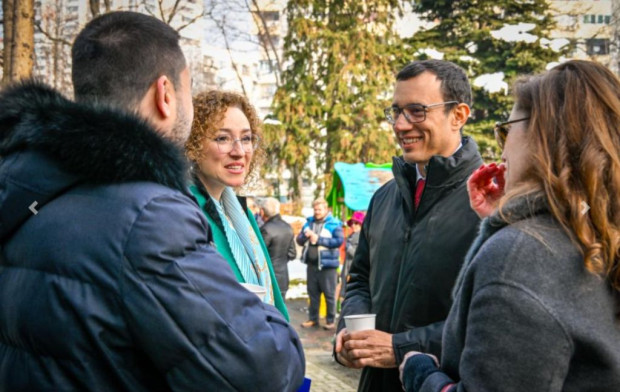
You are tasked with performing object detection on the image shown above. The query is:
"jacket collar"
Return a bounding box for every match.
[189,177,248,232]
[452,191,549,298]
[0,80,189,241]
[487,191,549,230]
[266,214,282,223]
[392,136,483,215]
[307,213,336,225]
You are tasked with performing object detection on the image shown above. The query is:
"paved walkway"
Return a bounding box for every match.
[287,299,360,392]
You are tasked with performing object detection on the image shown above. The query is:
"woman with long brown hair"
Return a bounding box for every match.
[400,60,620,391]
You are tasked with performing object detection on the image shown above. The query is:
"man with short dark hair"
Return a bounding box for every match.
[0,11,304,391]
[335,60,483,392]
[297,198,343,330]
[71,11,192,146]
[260,197,297,299]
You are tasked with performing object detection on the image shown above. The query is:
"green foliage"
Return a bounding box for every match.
[270,0,404,199]
[411,0,570,161]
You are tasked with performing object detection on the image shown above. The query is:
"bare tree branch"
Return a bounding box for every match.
[141,0,157,18]
[218,14,248,97]
[247,0,282,85]
[176,11,204,33]
[157,0,166,22]
[167,0,182,25]
[35,21,71,46]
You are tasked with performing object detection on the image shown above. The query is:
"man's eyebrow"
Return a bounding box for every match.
[392,102,423,107]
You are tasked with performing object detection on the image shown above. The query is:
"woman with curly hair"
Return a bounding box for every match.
[399,60,620,391]
[186,90,288,319]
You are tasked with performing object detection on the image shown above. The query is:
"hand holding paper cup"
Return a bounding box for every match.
[344,314,376,332]
[240,283,267,300]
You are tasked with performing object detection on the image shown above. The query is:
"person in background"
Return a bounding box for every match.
[248,196,264,227]
[297,198,344,330]
[400,60,620,392]
[260,197,297,300]
[0,12,304,391]
[186,90,289,319]
[339,211,365,301]
[335,59,482,392]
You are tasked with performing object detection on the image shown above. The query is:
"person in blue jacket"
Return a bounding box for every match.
[297,199,344,330]
[0,11,304,392]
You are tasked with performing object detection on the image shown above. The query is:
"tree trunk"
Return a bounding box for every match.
[9,0,35,81]
[2,0,15,83]
[89,0,101,17]
[52,0,62,89]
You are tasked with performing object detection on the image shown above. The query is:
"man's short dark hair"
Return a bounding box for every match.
[396,60,472,107]
[72,11,186,109]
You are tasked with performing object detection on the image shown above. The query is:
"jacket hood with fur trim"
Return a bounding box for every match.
[0,80,189,241]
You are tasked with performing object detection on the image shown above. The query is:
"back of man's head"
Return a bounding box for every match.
[261,198,280,219]
[396,60,472,107]
[72,11,186,110]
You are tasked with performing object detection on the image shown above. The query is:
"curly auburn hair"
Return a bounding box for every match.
[185,90,264,184]
[501,60,620,291]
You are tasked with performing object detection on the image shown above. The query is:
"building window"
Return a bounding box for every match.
[258,33,280,49]
[586,38,610,55]
[259,11,279,22]
[259,60,276,73]
[583,14,612,24]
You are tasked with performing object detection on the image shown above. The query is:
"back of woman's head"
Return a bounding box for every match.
[512,60,620,289]
[186,90,263,183]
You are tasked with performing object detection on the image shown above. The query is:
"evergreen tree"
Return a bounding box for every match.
[411,0,568,160]
[269,0,404,203]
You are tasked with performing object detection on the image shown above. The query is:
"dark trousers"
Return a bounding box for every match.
[306,264,338,323]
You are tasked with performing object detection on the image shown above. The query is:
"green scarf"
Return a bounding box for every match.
[189,184,290,320]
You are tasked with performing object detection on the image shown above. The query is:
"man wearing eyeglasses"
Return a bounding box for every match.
[335,59,483,392]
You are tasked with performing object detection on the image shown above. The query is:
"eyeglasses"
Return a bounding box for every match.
[384,101,458,125]
[494,118,529,149]
[211,134,260,154]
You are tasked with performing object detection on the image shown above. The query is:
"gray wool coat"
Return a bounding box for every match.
[406,193,620,392]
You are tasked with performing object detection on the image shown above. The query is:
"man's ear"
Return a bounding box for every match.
[155,75,173,119]
[452,103,471,130]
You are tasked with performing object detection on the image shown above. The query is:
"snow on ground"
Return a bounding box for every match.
[287,259,308,299]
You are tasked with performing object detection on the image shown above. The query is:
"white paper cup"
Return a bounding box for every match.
[240,283,267,299]
[344,314,376,332]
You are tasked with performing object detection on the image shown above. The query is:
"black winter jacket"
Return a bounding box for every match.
[0,81,305,391]
[260,214,297,295]
[337,137,482,392]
